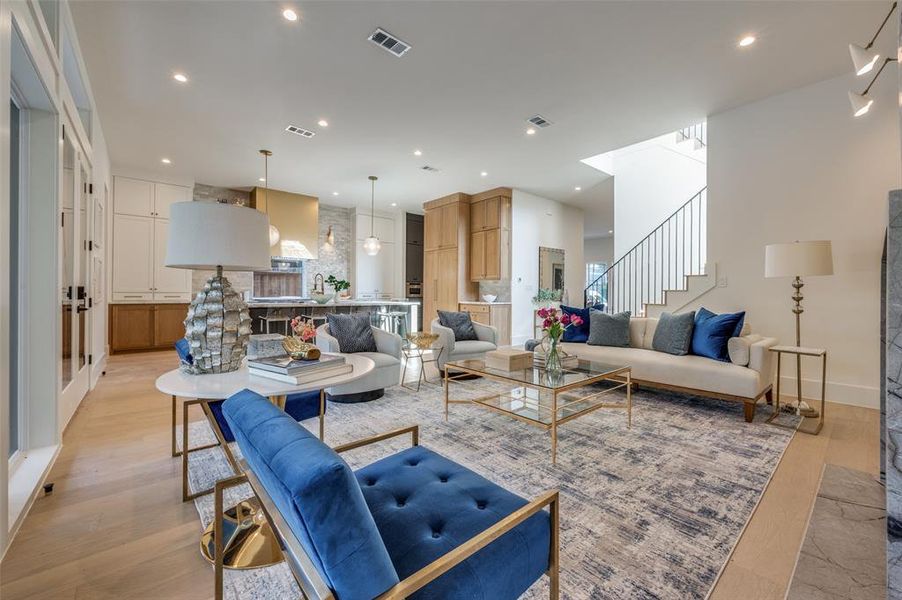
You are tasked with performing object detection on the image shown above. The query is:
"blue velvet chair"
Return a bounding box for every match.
[215,389,560,600]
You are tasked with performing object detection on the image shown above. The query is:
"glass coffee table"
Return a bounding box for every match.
[443,358,632,464]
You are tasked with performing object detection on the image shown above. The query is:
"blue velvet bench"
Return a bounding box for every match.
[173,339,326,502]
[214,389,560,600]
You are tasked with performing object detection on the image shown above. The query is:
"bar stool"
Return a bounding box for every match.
[258,314,291,335]
[379,311,409,338]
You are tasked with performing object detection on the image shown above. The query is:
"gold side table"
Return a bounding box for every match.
[766,345,826,435]
[402,333,443,392]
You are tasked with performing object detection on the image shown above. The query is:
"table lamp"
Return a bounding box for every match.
[765,240,833,415]
[166,201,271,374]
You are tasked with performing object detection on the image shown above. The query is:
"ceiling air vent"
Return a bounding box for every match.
[368,28,412,57]
[527,114,553,128]
[420,165,440,172]
[285,125,315,138]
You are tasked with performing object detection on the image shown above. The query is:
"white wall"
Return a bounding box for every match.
[687,72,900,409]
[610,134,706,259]
[511,190,584,345]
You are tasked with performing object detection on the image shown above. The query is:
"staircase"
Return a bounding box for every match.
[584,187,712,315]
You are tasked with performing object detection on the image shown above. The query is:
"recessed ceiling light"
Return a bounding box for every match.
[258,177,266,182]
[173,73,188,83]
[413,149,422,156]
[526,128,536,135]
[738,35,756,47]
[317,119,329,127]
[480,171,488,177]
[282,8,298,21]
[390,202,398,207]
[161,158,171,164]
[332,191,339,196]
[574,186,581,191]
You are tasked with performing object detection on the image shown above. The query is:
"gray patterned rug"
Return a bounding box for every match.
[181,380,798,600]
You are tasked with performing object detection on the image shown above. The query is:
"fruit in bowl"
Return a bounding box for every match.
[310,292,333,304]
[482,294,497,303]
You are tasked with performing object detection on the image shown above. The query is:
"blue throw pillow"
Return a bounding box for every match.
[560,304,602,343]
[690,307,746,361]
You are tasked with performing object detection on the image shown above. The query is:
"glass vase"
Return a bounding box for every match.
[544,331,563,373]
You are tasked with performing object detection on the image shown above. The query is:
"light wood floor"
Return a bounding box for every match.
[0,350,880,599]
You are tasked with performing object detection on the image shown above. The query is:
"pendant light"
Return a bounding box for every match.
[259,149,280,247]
[848,2,896,76]
[363,175,381,256]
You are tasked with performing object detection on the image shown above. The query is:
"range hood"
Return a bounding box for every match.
[250,187,319,259]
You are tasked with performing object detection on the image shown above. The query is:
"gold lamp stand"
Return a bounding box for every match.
[790,276,818,418]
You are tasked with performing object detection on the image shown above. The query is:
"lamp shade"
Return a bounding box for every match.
[765,240,834,278]
[848,90,874,117]
[848,43,880,76]
[166,201,271,271]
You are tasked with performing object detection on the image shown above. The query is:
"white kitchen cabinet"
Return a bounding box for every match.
[354,240,395,296]
[153,182,192,219]
[355,212,395,243]
[112,214,154,294]
[114,176,154,217]
[153,220,191,296]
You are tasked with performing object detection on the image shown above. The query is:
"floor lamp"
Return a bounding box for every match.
[765,240,834,416]
[166,201,271,374]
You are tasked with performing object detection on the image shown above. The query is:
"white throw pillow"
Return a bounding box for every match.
[727,334,763,366]
[642,318,658,350]
[629,318,646,348]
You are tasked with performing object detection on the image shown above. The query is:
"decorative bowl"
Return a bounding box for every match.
[310,292,333,304]
[282,337,321,360]
[482,294,497,303]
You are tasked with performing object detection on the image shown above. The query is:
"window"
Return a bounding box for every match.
[585,262,608,307]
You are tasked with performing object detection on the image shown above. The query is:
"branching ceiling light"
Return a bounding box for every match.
[847,2,897,116]
[363,176,381,256]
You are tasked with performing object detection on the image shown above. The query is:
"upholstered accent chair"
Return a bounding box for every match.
[431,318,498,373]
[215,389,560,600]
[315,323,402,402]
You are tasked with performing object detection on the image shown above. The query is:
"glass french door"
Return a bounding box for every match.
[59,120,91,427]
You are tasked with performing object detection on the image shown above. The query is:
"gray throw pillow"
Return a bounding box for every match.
[326,313,377,353]
[652,311,696,355]
[587,310,631,347]
[437,310,478,341]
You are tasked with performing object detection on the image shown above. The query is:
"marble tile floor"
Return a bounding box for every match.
[787,465,886,600]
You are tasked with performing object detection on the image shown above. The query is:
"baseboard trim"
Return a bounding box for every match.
[776,376,878,410]
[4,444,61,561]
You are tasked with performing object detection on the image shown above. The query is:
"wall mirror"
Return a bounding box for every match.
[538,247,565,293]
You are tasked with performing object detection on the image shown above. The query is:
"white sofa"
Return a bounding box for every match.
[431,318,498,373]
[315,324,402,402]
[557,317,777,422]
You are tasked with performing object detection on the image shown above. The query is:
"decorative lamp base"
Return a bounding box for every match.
[183,271,252,374]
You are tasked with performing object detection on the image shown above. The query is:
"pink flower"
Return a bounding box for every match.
[537,307,549,319]
[542,318,552,329]
[560,314,571,326]
[570,315,584,327]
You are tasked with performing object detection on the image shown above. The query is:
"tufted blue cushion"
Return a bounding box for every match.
[222,390,399,599]
[690,307,746,362]
[208,390,323,443]
[355,445,551,599]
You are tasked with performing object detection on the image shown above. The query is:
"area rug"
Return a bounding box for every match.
[180,380,798,600]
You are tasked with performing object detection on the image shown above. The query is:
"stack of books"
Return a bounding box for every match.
[248,353,352,384]
[532,349,579,370]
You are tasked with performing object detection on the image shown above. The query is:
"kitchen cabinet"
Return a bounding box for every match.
[355,212,395,243]
[459,302,511,345]
[422,193,476,324]
[355,240,395,297]
[112,176,192,303]
[109,303,189,353]
[468,189,511,281]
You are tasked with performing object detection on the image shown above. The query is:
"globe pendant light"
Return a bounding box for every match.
[259,149,280,247]
[363,175,381,256]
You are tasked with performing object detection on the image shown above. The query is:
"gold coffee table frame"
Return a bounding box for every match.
[444,359,632,464]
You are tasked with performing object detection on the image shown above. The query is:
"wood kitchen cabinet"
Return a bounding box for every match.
[468,188,511,281]
[459,302,511,345]
[109,303,189,353]
[422,193,476,324]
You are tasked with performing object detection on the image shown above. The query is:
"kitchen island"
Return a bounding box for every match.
[248,298,421,335]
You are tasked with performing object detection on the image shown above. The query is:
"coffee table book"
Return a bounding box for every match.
[248,353,345,375]
[249,363,353,384]
[485,348,533,371]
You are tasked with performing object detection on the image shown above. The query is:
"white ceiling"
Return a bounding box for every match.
[71,0,894,220]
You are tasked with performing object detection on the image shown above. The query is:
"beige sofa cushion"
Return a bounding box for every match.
[629,318,646,348]
[642,318,658,350]
[727,334,763,367]
[560,341,764,399]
